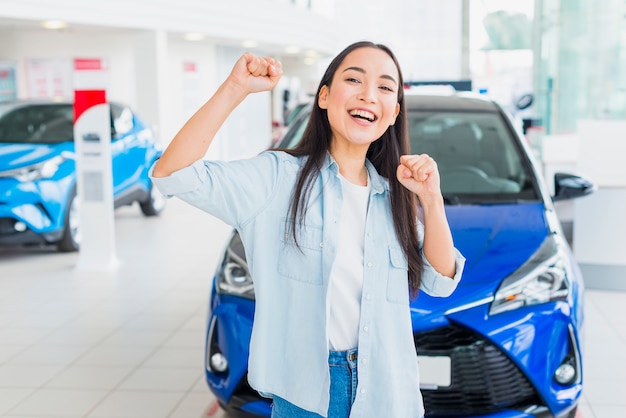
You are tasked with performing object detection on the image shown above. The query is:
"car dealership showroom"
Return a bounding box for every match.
[0,0,625,417]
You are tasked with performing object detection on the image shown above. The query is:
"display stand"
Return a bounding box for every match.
[73,58,118,270]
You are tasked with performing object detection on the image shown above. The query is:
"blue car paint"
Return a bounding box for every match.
[0,107,161,245]
[205,202,583,417]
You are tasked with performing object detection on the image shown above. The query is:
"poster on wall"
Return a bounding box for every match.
[25,57,73,99]
[0,61,17,101]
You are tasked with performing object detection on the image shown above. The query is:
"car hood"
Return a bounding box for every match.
[412,202,549,323]
[0,143,74,171]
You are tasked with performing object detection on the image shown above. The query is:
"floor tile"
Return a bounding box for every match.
[121,313,189,331]
[99,329,172,347]
[7,388,108,417]
[8,344,91,366]
[143,347,205,368]
[45,365,134,390]
[0,344,26,364]
[74,346,156,367]
[168,393,227,418]
[583,378,626,406]
[0,388,34,415]
[162,329,206,349]
[0,364,63,388]
[118,367,201,391]
[86,390,184,418]
[38,326,114,346]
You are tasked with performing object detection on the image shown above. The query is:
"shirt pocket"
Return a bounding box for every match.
[387,246,410,304]
[278,221,324,285]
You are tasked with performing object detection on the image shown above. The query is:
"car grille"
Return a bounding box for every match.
[415,325,543,416]
[227,325,545,417]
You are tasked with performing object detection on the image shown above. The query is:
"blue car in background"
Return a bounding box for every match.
[0,99,164,252]
[205,92,595,417]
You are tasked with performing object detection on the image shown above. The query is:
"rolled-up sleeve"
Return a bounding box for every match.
[149,151,281,228]
[416,221,466,297]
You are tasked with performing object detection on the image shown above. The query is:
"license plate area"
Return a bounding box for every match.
[418,355,451,389]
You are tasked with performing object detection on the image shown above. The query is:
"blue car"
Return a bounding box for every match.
[0,99,164,251]
[205,92,594,417]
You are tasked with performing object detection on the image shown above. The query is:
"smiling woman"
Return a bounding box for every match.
[151,41,465,418]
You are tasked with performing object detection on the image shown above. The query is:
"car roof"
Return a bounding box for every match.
[404,92,500,112]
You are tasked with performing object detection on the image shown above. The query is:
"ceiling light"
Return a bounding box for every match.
[242,40,258,49]
[285,46,300,54]
[184,32,204,41]
[41,20,67,30]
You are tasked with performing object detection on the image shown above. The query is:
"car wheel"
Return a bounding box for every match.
[57,186,80,252]
[139,181,165,217]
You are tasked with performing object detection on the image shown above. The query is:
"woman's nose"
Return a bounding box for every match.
[357,83,377,103]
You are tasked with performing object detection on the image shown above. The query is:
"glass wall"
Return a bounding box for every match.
[534,0,626,134]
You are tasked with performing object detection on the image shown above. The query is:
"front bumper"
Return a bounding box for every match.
[0,178,70,246]
[205,287,581,418]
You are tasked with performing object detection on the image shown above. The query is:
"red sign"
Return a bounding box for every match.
[74,58,104,71]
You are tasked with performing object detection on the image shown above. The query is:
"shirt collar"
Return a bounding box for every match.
[322,152,388,195]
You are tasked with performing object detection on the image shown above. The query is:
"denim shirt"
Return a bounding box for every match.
[151,151,465,418]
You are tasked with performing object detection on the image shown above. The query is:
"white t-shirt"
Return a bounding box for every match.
[327,174,370,351]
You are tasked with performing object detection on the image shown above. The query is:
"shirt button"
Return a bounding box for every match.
[361,358,368,364]
[367,262,372,267]
[319,242,323,247]
[360,388,366,394]
[365,293,372,300]
[363,326,369,332]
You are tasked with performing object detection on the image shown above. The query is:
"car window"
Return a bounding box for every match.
[111,103,134,136]
[0,104,74,144]
[276,105,311,149]
[408,110,539,203]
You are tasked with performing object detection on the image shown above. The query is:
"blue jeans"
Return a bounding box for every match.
[271,348,358,418]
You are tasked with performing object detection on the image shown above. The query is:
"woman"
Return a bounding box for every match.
[151,41,465,418]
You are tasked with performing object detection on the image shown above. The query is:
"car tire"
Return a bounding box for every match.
[139,181,165,217]
[57,186,80,252]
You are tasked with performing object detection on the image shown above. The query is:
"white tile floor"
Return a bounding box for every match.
[0,198,624,417]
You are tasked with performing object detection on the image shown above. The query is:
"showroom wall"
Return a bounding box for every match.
[0,0,468,161]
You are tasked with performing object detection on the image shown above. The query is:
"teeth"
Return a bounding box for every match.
[350,109,375,121]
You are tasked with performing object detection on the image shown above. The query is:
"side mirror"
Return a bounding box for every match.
[553,172,596,201]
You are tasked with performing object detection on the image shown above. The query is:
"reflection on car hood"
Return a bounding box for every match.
[0,143,73,171]
[413,202,548,321]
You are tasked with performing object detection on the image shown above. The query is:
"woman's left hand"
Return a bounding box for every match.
[396,154,442,200]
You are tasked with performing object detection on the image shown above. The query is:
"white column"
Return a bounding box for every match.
[133,30,169,143]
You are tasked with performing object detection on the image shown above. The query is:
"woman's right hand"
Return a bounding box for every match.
[228,53,282,95]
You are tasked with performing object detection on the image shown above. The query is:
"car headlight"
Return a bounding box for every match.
[1,155,67,182]
[490,235,570,315]
[216,232,255,299]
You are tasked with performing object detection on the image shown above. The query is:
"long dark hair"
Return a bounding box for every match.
[279,41,423,296]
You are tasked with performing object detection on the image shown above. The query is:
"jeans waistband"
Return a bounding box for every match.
[329,348,358,367]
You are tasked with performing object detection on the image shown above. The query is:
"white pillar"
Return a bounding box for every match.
[133,30,169,143]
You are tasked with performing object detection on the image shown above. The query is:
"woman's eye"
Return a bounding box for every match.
[346,77,360,83]
[380,85,394,92]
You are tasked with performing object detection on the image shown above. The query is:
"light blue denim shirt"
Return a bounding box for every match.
[151,150,465,418]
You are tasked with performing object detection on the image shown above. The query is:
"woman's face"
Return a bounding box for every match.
[318,47,401,153]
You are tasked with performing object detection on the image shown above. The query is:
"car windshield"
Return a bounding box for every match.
[273,101,541,205]
[0,103,74,144]
[408,109,539,204]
